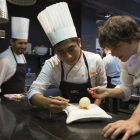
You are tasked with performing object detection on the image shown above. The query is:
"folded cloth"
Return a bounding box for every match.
[64,104,112,124]
[4,94,27,100]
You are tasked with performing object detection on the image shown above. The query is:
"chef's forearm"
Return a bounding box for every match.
[107,88,125,100]
[94,98,102,106]
[30,94,50,109]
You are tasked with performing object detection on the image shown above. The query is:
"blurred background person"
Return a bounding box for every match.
[102,48,120,88]
[0,17,30,95]
[102,48,121,113]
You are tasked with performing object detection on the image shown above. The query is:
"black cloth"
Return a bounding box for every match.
[1,48,26,95]
[107,76,120,88]
[59,53,95,103]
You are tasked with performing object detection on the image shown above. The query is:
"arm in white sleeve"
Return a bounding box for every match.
[96,56,107,87]
[27,60,54,100]
[90,55,107,106]
[0,58,9,88]
[103,57,108,74]
[115,62,134,101]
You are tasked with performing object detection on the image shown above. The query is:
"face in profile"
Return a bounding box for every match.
[10,39,28,54]
[110,41,137,62]
[55,38,82,66]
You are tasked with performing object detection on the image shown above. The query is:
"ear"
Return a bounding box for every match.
[78,38,82,48]
[10,39,14,46]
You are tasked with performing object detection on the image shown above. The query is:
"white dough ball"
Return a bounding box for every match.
[79,97,91,107]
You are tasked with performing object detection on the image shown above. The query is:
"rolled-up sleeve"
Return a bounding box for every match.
[27,60,54,100]
[96,55,107,87]
[0,58,9,92]
[0,58,9,86]
[115,62,134,101]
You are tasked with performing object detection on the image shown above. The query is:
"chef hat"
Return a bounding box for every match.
[37,2,77,46]
[11,17,30,39]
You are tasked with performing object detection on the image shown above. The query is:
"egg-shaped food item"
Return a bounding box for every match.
[79,97,91,107]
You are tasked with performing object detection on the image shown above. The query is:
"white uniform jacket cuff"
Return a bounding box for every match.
[27,91,42,107]
[115,85,132,101]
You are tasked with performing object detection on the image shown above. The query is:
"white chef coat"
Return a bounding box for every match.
[103,52,121,85]
[28,50,107,100]
[0,47,26,92]
[116,42,140,101]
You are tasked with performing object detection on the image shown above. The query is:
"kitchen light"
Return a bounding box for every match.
[0,30,5,38]
[105,13,111,18]
[0,0,9,23]
[7,0,36,6]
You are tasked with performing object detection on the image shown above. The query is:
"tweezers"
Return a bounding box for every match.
[49,96,76,106]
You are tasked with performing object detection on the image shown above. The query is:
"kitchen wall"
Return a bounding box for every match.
[0,2,98,75]
[0,2,54,75]
[0,3,52,52]
[71,5,97,53]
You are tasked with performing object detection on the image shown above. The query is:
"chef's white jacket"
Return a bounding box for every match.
[28,50,107,100]
[0,47,26,93]
[103,52,121,85]
[116,42,140,101]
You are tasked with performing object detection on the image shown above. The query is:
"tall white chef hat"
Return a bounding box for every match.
[11,17,30,39]
[37,2,77,46]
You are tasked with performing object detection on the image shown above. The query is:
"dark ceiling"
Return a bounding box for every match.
[34,0,140,22]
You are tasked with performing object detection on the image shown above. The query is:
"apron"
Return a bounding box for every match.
[1,48,26,95]
[107,76,120,88]
[59,53,95,103]
[106,52,120,88]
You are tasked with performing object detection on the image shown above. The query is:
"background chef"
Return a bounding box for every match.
[28,2,107,113]
[0,17,30,95]
[102,48,120,88]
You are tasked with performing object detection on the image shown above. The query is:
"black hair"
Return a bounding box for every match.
[99,15,140,49]
[54,37,79,49]
[11,38,18,42]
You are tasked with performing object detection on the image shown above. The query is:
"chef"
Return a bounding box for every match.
[0,17,30,95]
[102,48,120,88]
[28,2,107,113]
[88,15,140,140]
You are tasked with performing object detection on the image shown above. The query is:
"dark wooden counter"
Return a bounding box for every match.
[0,96,140,140]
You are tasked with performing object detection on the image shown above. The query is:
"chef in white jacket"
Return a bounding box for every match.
[28,2,107,113]
[0,17,30,95]
[88,15,140,140]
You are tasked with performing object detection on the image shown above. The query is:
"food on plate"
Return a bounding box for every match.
[79,97,91,109]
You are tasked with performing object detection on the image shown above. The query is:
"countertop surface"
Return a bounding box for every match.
[0,96,140,140]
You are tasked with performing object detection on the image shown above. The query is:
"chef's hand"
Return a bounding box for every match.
[49,96,69,113]
[87,86,109,99]
[102,118,140,140]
